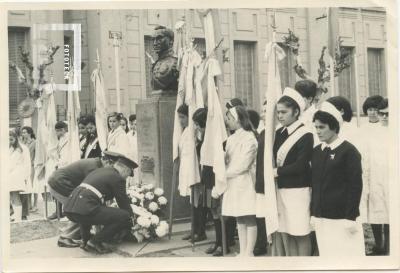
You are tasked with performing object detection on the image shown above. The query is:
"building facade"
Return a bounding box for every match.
[8,8,387,127]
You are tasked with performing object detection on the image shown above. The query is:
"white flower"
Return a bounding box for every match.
[148,202,159,212]
[154,188,164,196]
[155,225,167,237]
[145,192,155,201]
[131,205,151,217]
[150,215,160,225]
[143,183,154,190]
[130,191,144,200]
[137,216,151,228]
[155,221,169,238]
[131,197,137,203]
[159,220,169,229]
[158,196,168,205]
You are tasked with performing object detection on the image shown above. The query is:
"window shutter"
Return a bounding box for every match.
[8,28,29,125]
[368,48,386,97]
[234,41,256,108]
[338,47,356,110]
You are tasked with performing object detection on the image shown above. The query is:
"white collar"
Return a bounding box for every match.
[321,137,344,151]
[283,120,302,135]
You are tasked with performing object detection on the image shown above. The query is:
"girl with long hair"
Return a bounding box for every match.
[9,129,31,221]
[217,105,258,256]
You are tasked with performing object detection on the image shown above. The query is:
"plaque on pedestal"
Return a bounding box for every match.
[136,96,190,220]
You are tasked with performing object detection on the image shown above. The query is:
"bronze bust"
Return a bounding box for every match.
[151,25,179,96]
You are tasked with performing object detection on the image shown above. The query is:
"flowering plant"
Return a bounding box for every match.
[127,182,169,242]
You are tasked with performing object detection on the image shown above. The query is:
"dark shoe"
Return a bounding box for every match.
[21,216,27,221]
[190,233,207,243]
[57,237,80,248]
[181,233,191,240]
[212,246,230,256]
[83,240,112,254]
[253,247,267,256]
[205,243,218,254]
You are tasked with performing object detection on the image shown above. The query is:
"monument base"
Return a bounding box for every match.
[136,96,190,220]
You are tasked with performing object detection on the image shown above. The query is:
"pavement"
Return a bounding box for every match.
[10,220,243,258]
[11,198,243,258]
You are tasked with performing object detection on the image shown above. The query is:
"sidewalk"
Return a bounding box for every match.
[11,221,241,258]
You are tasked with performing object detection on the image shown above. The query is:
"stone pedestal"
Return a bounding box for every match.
[136,95,190,220]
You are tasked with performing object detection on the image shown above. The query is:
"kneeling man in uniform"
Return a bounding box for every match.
[64,153,138,254]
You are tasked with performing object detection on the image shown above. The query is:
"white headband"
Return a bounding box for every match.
[282,87,306,114]
[319,101,343,126]
[228,107,239,121]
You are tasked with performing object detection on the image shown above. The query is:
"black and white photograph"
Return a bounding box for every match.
[1,0,399,272]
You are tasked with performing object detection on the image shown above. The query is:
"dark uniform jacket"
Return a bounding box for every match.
[64,167,133,216]
[83,138,102,159]
[311,140,362,221]
[273,123,313,189]
[48,158,103,197]
[196,136,215,190]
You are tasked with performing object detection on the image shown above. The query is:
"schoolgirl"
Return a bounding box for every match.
[106,112,132,156]
[311,101,365,257]
[9,129,31,222]
[217,105,258,257]
[272,88,314,256]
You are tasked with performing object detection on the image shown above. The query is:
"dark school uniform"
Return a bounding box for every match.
[310,138,365,256]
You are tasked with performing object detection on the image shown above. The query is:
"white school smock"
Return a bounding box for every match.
[222,128,258,217]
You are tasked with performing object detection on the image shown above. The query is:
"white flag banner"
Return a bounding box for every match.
[91,67,108,151]
[263,32,285,238]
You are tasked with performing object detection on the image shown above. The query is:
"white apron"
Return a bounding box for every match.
[275,126,312,236]
[314,218,365,257]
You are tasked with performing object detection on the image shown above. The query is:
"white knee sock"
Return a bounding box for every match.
[246,225,257,256]
[237,223,247,256]
[13,205,22,222]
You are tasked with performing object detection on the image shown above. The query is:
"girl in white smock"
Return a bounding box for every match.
[9,129,31,222]
[216,105,258,257]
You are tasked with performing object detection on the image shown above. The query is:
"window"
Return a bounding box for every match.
[338,47,356,110]
[277,43,296,90]
[8,27,30,126]
[234,41,257,108]
[367,48,386,97]
[144,36,157,98]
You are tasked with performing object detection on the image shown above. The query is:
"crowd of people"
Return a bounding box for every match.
[175,79,390,257]
[9,79,390,256]
[9,113,138,219]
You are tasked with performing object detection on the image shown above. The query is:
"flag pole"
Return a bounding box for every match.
[354,51,361,127]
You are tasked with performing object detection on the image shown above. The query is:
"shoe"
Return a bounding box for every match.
[57,237,80,248]
[30,207,38,213]
[181,233,191,240]
[190,233,207,243]
[253,247,267,256]
[205,243,218,254]
[212,246,230,256]
[83,240,112,254]
[47,212,58,220]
